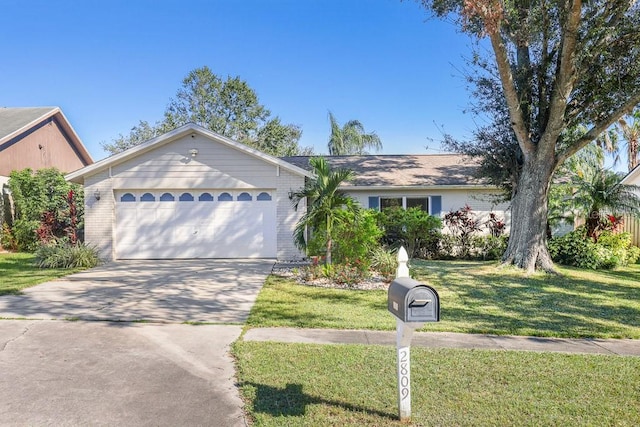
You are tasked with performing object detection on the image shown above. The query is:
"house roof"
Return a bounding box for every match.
[621,163,640,186]
[66,123,312,183]
[280,154,488,189]
[0,106,93,165]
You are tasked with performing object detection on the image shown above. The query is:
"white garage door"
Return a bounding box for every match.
[115,190,277,259]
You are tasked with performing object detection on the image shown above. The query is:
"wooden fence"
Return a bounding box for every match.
[622,215,640,247]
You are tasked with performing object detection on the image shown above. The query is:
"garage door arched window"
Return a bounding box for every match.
[120,193,136,202]
[140,193,156,202]
[160,193,175,202]
[218,192,233,202]
[179,192,194,202]
[257,192,272,201]
[198,192,214,202]
[237,192,252,201]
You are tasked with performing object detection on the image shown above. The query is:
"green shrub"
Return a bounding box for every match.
[472,235,509,260]
[332,209,381,269]
[12,218,40,252]
[307,208,382,270]
[370,246,397,281]
[378,207,442,258]
[549,227,638,269]
[34,240,101,269]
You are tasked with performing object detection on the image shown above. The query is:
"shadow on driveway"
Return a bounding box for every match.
[0,259,274,323]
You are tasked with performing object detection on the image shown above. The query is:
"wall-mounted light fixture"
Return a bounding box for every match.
[94,189,101,201]
[189,148,199,158]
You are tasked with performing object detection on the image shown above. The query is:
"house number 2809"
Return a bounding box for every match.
[399,348,410,401]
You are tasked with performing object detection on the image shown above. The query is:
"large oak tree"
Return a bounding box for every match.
[421,0,640,272]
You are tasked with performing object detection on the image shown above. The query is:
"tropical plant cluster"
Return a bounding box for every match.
[549,227,640,270]
[1,168,101,269]
[298,203,509,286]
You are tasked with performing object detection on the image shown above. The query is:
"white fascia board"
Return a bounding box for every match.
[621,165,640,185]
[0,107,58,145]
[340,184,499,191]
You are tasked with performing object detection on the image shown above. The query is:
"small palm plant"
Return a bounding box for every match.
[289,157,355,265]
[571,167,640,241]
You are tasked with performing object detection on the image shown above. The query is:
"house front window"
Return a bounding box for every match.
[380,197,402,210]
[369,195,441,216]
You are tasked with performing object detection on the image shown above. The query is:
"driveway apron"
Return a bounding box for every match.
[0,259,274,322]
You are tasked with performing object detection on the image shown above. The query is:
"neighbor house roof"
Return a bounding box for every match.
[280,154,489,189]
[0,106,93,165]
[621,163,640,186]
[66,123,312,183]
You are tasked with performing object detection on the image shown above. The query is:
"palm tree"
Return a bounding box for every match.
[597,109,640,172]
[327,112,382,155]
[571,166,640,241]
[617,109,640,172]
[289,157,355,264]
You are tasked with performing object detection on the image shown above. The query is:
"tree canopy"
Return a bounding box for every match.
[101,66,313,157]
[421,0,640,272]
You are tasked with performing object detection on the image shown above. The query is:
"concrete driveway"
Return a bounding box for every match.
[0,259,274,322]
[0,320,247,426]
[0,259,274,426]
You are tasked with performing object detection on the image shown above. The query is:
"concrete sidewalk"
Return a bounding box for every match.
[243,327,640,356]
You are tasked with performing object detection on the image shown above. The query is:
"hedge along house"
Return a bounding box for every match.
[282,154,510,233]
[66,124,310,261]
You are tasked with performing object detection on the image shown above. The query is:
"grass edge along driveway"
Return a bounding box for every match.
[0,253,83,295]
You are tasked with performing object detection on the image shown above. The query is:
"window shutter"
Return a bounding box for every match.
[368,196,380,211]
[431,196,442,216]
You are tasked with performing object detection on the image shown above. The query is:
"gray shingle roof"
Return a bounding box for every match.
[280,154,486,187]
[0,107,58,141]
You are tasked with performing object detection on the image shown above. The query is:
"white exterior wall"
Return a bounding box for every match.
[110,134,278,189]
[276,169,306,260]
[81,133,306,261]
[84,170,114,261]
[346,187,511,235]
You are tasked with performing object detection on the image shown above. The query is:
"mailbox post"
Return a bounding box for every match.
[387,247,440,421]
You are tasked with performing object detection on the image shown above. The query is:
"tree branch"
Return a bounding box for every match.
[557,91,640,164]
[543,0,582,144]
[489,31,535,154]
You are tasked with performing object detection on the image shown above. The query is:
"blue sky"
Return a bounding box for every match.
[2,1,482,161]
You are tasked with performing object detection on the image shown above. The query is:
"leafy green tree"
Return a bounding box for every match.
[327,111,382,155]
[101,66,312,157]
[420,0,640,272]
[100,120,163,156]
[7,168,84,251]
[289,157,355,265]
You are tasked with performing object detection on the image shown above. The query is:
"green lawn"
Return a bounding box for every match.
[246,260,640,338]
[234,341,640,426]
[0,253,81,295]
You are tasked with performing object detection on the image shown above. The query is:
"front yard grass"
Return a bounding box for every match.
[246,260,640,338]
[0,253,81,295]
[234,341,640,426]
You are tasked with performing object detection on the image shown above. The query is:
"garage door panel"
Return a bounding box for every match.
[116,190,276,259]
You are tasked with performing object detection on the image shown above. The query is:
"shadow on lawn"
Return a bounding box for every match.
[412,260,640,338]
[245,382,396,420]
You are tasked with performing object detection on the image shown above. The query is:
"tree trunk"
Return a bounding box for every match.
[325,214,333,265]
[502,151,556,273]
